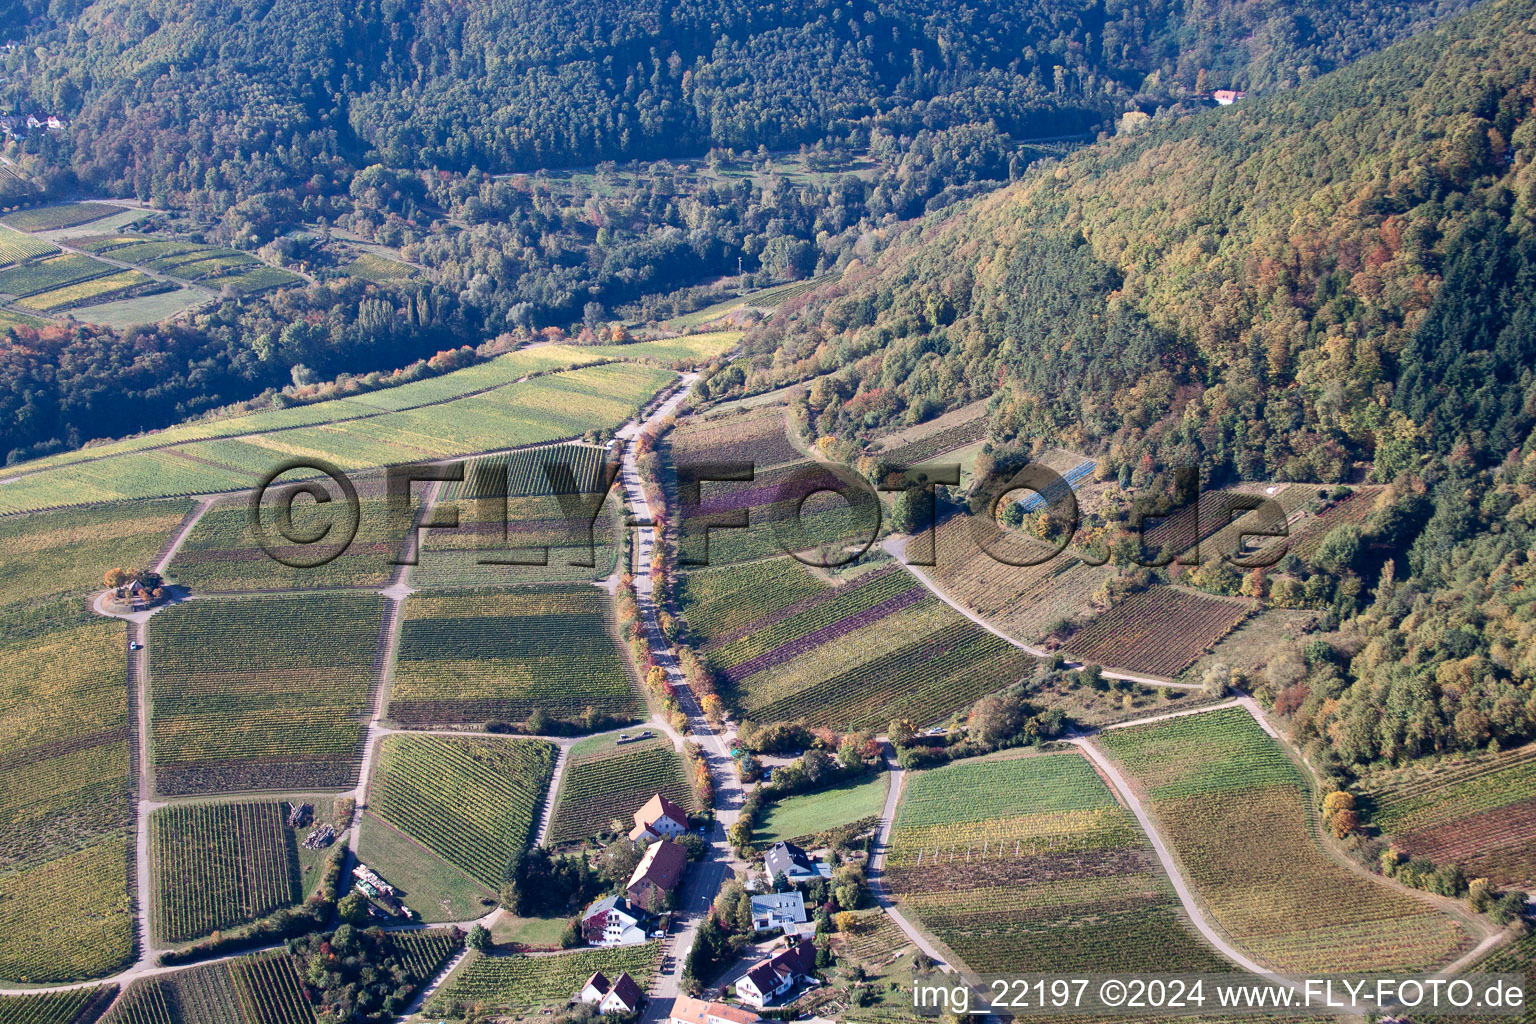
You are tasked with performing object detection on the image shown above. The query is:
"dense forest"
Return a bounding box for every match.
[722,0,1536,772]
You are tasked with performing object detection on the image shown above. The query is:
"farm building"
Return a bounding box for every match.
[629,792,689,844]
[736,937,817,1008]
[581,895,648,947]
[576,970,645,1013]
[627,838,687,911]
[750,892,807,933]
[670,996,763,1024]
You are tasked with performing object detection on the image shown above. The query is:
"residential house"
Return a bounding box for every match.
[581,895,648,947]
[44,115,65,131]
[670,997,762,1024]
[629,792,689,844]
[735,937,817,1008]
[1212,89,1247,105]
[576,970,645,1014]
[25,115,41,130]
[750,892,806,933]
[626,837,687,912]
[763,841,828,884]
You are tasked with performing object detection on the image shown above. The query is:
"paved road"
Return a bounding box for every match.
[865,749,953,969]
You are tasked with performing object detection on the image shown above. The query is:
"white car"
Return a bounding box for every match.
[128,641,143,651]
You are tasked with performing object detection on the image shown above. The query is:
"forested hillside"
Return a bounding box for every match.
[729,0,1536,772]
[2,0,1472,201]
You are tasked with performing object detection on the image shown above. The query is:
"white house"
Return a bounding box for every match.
[581,895,648,947]
[629,793,689,844]
[763,841,828,884]
[736,938,816,1008]
[750,891,806,933]
[577,970,645,1014]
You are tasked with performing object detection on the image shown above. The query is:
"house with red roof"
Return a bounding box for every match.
[626,837,687,911]
[629,792,689,844]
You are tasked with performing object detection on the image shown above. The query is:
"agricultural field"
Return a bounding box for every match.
[869,405,989,466]
[0,605,135,984]
[1097,708,1474,972]
[0,309,46,331]
[582,330,741,366]
[1063,587,1254,679]
[354,810,497,922]
[0,203,120,232]
[388,585,643,727]
[1359,743,1536,888]
[885,752,1228,975]
[19,271,158,313]
[200,265,304,294]
[101,950,314,1024]
[670,404,804,475]
[167,475,403,591]
[756,770,888,845]
[0,229,60,266]
[0,356,670,514]
[148,593,385,794]
[150,801,302,943]
[0,498,193,611]
[71,287,204,328]
[429,943,662,1015]
[76,236,296,294]
[414,442,622,588]
[343,250,418,281]
[674,459,873,566]
[0,988,114,1024]
[0,253,118,297]
[546,735,696,845]
[697,561,1035,730]
[665,273,833,330]
[369,734,556,889]
[1284,487,1381,562]
[679,556,826,645]
[923,514,1114,643]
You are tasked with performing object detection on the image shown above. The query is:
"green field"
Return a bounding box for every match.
[344,251,418,281]
[0,310,46,331]
[0,203,121,232]
[0,253,118,297]
[355,811,497,922]
[581,330,740,365]
[1098,708,1474,973]
[429,943,662,1015]
[886,752,1226,975]
[547,736,695,845]
[148,593,384,795]
[73,287,204,328]
[150,801,302,943]
[388,585,642,727]
[19,270,156,312]
[756,770,888,845]
[0,229,60,267]
[370,734,556,889]
[0,357,671,513]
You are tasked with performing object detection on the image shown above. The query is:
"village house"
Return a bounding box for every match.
[576,970,645,1014]
[735,937,817,1008]
[1213,89,1246,105]
[626,837,687,912]
[749,891,807,933]
[670,997,762,1024]
[629,792,689,845]
[763,841,828,884]
[581,895,648,947]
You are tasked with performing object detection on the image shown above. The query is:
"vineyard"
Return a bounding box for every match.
[78,236,301,293]
[0,231,60,267]
[669,405,804,471]
[0,607,134,984]
[679,556,826,646]
[150,801,302,943]
[370,734,556,888]
[546,737,696,845]
[344,251,418,281]
[1063,587,1253,678]
[1360,743,1536,886]
[0,988,114,1024]
[0,836,134,984]
[0,359,672,514]
[1285,487,1382,562]
[0,203,120,232]
[148,593,385,794]
[101,950,313,1024]
[167,477,402,592]
[19,271,158,313]
[389,585,643,727]
[677,460,868,566]
[0,254,118,297]
[870,412,988,466]
[1098,708,1475,972]
[582,330,740,366]
[925,515,1113,643]
[0,499,193,610]
[885,752,1227,975]
[429,943,662,1015]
